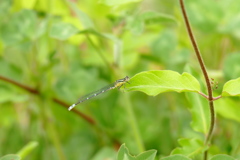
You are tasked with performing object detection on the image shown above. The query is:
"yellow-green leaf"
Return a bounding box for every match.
[126,70,201,96]
[222,77,240,96]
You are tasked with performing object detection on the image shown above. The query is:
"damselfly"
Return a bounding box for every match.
[68,76,130,111]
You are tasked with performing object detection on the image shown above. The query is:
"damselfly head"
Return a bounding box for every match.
[124,76,130,81]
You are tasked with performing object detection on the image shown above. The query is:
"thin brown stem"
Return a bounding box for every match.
[0,75,95,125]
[0,75,125,148]
[179,0,213,99]
[52,98,95,124]
[0,75,40,94]
[179,1,215,159]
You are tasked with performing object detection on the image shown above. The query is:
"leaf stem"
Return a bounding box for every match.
[198,92,209,99]
[198,92,222,101]
[179,1,215,159]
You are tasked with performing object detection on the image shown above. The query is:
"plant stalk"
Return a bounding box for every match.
[179,1,215,159]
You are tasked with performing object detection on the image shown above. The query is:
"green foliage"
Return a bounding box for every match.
[222,77,240,96]
[66,1,95,30]
[99,0,142,6]
[117,144,157,160]
[160,154,191,160]
[49,22,79,40]
[223,53,240,80]
[126,70,201,96]
[0,155,20,160]
[1,0,240,159]
[185,93,210,134]
[126,11,176,35]
[215,98,240,122]
[210,154,236,160]
[16,141,38,159]
[171,138,206,158]
[91,147,116,160]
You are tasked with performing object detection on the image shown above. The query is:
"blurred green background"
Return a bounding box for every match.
[1,0,240,159]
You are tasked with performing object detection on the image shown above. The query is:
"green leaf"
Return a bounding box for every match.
[49,22,79,40]
[126,16,144,35]
[99,0,142,6]
[1,9,47,43]
[135,150,157,160]
[160,154,191,160]
[0,85,28,103]
[117,144,135,160]
[126,70,201,96]
[0,154,20,160]
[35,19,48,39]
[151,31,177,65]
[11,0,36,10]
[220,14,240,39]
[185,93,210,134]
[215,98,240,122]
[77,30,123,65]
[171,138,206,158]
[210,154,236,160]
[91,147,116,160]
[0,0,11,16]
[222,77,240,96]
[13,10,37,39]
[1,16,23,45]
[126,12,176,35]
[100,33,123,65]
[67,1,95,29]
[20,0,37,9]
[223,53,240,80]
[17,141,38,159]
[140,11,176,24]
[116,144,157,160]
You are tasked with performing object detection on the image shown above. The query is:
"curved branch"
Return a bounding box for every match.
[0,75,95,125]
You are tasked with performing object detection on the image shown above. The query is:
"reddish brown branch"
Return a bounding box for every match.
[52,98,95,124]
[179,0,213,99]
[0,75,95,125]
[0,75,40,94]
[179,1,215,159]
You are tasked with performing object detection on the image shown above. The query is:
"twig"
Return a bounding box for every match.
[52,98,95,124]
[0,75,95,125]
[0,75,40,94]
